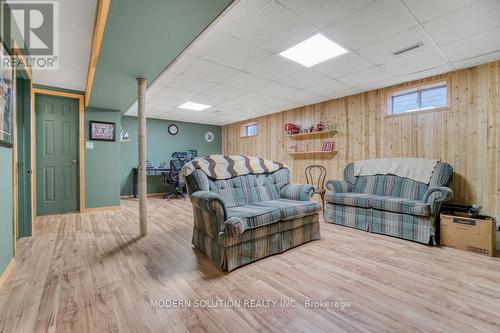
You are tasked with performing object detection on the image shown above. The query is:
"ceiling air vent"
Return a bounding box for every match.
[392,42,424,56]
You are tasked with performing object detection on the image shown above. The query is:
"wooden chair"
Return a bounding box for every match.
[305,165,327,206]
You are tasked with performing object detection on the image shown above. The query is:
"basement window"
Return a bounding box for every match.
[240,122,257,137]
[387,80,449,115]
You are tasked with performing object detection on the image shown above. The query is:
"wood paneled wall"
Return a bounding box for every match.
[222,61,500,216]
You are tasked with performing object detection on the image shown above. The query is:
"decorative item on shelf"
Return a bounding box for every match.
[284,122,301,135]
[89,121,116,142]
[287,143,298,152]
[315,122,325,132]
[322,141,335,152]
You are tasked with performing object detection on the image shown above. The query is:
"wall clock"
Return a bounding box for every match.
[168,124,178,135]
[205,131,214,142]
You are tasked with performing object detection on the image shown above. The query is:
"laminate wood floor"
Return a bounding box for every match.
[1,198,499,333]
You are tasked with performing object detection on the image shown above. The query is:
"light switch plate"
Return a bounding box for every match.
[86,141,94,149]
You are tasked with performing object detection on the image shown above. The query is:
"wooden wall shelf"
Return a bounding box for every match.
[287,129,337,139]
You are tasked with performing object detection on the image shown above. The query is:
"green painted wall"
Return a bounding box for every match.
[1,0,24,275]
[85,108,122,208]
[0,147,13,273]
[120,116,221,195]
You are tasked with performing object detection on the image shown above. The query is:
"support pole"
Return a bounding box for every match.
[137,78,148,237]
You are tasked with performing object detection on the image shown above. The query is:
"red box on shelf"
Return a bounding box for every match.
[321,141,335,152]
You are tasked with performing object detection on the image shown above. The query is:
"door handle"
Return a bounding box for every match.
[72,159,79,165]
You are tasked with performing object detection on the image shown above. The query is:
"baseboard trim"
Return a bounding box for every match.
[0,259,16,288]
[84,205,121,212]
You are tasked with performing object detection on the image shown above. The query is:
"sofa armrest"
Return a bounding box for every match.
[423,187,453,215]
[190,191,228,237]
[325,180,351,193]
[280,184,314,201]
[224,216,247,236]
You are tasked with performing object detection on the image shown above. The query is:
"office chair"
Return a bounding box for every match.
[163,152,189,200]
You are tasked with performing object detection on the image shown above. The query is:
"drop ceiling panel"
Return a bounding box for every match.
[231,1,317,53]
[203,84,245,99]
[168,54,199,74]
[402,0,477,23]
[311,53,375,79]
[223,72,273,91]
[277,0,375,28]
[246,55,304,81]
[253,82,297,97]
[398,63,455,82]
[183,59,240,83]
[380,49,448,77]
[324,0,418,50]
[280,89,319,103]
[453,50,500,70]
[423,0,500,46]
[154,72,179,87]
[440,27,500,62]
[211,0,271,34]
[167,75,215,93]
[278,70,330,89]
[156,87,196,100]
[304,79,350,95]
[337,66,393,86]
[357,26,435,65]
[132,0,500,125]
[149,96,184,107]
[201,35,272,70]
[188,94,225,106]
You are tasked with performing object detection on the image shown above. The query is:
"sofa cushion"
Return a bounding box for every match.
[371,196,431,216]
[243,173,280,203]
[219,213,319,247]
[325,193,374,208]
[209,177,247,208]
[227,205,281,229]
[253,199,321,220]
[353,175,428,200]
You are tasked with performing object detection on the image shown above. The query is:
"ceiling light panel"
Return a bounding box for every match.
[178,102,211,111]
[279,33,348,67]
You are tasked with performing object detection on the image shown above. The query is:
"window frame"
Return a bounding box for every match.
[240,122,258,138]
[385,78,451,117]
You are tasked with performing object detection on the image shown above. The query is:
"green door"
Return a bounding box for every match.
[36,94,79,215]
[16,77,32,237]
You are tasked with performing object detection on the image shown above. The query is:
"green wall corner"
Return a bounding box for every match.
[84,108,122,208]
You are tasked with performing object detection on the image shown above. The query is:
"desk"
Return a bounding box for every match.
[132,167,170,198]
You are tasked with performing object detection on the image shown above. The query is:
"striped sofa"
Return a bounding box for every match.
[324,161,453,244]
[185,167,321,271]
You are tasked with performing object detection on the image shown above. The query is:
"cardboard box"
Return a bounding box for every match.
[440,212,496,256]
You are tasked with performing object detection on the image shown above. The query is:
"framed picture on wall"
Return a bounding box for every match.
[89,121,116,142]
[0,40,14,148]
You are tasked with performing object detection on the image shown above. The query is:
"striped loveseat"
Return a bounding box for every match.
[325,160,453,244]
[182,155,321,271]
